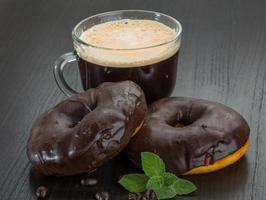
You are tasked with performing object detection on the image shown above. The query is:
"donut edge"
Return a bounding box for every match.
[184,139,250,175]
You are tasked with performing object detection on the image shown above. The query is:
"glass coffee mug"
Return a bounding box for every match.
[54,10,182,104]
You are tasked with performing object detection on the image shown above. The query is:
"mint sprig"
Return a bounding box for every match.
[162,172,178,186]
[118,173,149,193]
[146,176,164,190]
[118,152,197,199]
[141,152,165,177]
[172,178,197,195]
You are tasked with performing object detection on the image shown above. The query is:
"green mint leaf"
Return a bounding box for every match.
[163,172,179,186]
[119,152,197,199]
[118,173,149,193]
[146,176,164,190]
[172,178,197,195]
[141,152,165,177]
[154,186,177,199]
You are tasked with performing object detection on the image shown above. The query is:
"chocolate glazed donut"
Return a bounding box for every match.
[27,81,147,176]
[127,97,250,175]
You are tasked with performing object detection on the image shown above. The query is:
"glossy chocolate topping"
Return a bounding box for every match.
[127,97,250,174]
[27,81,147,176]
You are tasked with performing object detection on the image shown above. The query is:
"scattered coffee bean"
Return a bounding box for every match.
[128,190,157,200]
[95,191,109,200]
[128,192,141,200]
[81,176,98,186]
[142,195,148,200]
[128,193,135,200]
[143,189,152,199]
[143,190,157,200]
[36,186,49,199]
[150,191,157,200]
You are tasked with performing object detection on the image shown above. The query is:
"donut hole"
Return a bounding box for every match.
[67,116,82,128]
[63,100,97,128]
[166,117,194,128]
[174,120,192,128]
[169,105,207,128]
[175,123,185,128]
[166,114,204,128]
[165,120,192,128]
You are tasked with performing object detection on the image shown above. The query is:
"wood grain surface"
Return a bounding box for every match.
[0,0,266,199]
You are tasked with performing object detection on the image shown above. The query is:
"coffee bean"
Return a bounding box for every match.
[150,191,157,200]
[81,176,98,186]
[142,189,149,200]
[142,196,148,200]
[128,193,136,200]
[142,190,157,200]
[95,191,109,200]
[36,186,49,199]
[128,193,141,200]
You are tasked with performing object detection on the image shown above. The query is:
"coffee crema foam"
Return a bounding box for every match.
[75,19,180,68]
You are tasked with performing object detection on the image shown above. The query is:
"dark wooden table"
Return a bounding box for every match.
[1,0,266,199]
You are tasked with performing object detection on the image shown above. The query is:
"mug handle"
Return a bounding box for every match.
[53,52,79,97]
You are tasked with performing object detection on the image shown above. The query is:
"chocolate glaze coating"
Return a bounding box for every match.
[27,81,147,176]
[127,97,250,174]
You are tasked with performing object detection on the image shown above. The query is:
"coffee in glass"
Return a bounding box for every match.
[54,10,182,104]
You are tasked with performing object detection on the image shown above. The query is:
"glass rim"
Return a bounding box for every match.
[72,9,182,51]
